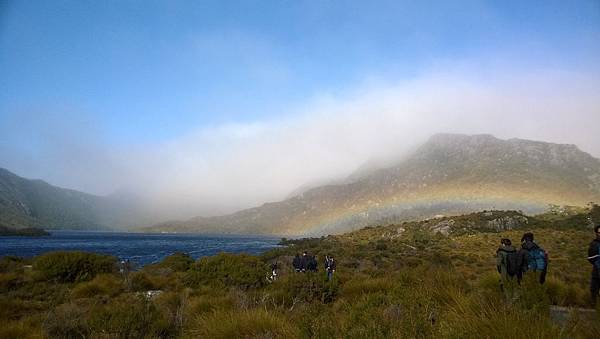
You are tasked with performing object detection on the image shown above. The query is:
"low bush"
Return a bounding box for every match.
[0,296,45,321]
[43,302,90,339]
[71,273,122,299]
[33,251,116,283]
[0,272,23,292]
[184,253,268,290]
[267,271,338,305]
[0,256,26,273]
[147,252,194,273]
[87,294,174,338]
[129,271,160,291]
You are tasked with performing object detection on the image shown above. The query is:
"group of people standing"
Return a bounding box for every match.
[291,251,336,280]
[268,252,337,283]
[497,226,600,307]
[496,232,547,288]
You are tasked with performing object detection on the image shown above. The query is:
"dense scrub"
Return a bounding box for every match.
[33,251,116,283]
[1,207,600,338]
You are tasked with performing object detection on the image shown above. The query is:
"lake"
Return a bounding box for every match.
[0,230,281,267]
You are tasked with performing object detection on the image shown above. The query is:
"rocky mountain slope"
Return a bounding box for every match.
[148,134,600,236]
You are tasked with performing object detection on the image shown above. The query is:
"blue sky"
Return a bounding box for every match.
[2,1,598,143]
[1,1,599,214]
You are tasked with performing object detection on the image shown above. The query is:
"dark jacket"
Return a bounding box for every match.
[588,239,600,276]
[292,255,301,270]
[308,256,318,271]
[496,245,516,278]
[300,255,309,271]
[519,241,546,272]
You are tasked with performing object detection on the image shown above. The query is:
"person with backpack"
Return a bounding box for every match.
[325,255,336,281]
[292,253,302,272]
[300,251,309,272]
[496,238,520,296]
[308,255,318,272]
[268,262,278,282]
[519,232,548,284]
[587,224,600,307]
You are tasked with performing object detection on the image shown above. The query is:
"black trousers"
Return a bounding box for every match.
[592,269,600,307]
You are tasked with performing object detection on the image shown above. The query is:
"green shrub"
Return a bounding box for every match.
[42,302,89,339]
[0,256,25,273]
[33,251,116,283]
[0,296,44,321]
[147,252,194,273]
[87,294,174,338]
[184,253,268,290]
[267,271,338,305]
[375,240,388,251]
[545,277,584,306]
[517,273,551,311]
[129,271,159,291]
[0,272,23,292]
[71,274,122,299]
[185,308,300,338]
[154,290,191,334]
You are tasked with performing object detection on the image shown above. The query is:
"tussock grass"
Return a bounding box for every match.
[185,308,300,339]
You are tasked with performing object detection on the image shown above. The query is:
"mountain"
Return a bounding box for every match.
[147,134,600,236]
[0,168,145,230]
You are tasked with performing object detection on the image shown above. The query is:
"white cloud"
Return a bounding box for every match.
[117,67,600,218]
[3,66,599,220]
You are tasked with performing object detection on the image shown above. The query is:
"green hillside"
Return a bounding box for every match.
[2,205,599,338]
[0,167,115,230]
[0,167,142,230]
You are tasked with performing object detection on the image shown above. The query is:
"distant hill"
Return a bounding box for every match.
[147,134,600,236]
[0,168,146,230]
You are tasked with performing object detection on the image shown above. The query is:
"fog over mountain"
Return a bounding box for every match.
[145,133,600,236]
[1,67,599,222]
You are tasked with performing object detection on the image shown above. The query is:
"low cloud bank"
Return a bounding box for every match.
[2,67,599,220]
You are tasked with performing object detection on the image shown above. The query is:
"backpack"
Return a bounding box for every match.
[504,250,519,277]
[527,247,546,271]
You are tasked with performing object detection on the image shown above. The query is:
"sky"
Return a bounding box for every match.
[1,1,599,218]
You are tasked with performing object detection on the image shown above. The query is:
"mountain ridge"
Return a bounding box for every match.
[0,167,154,230]
[146,133,600,236]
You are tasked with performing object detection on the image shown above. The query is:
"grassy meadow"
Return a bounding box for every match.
[1,206,599,338]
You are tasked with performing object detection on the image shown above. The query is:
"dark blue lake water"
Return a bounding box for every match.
[0,231,281,267]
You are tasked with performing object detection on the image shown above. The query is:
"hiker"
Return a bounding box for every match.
[518,232,548,284]
[325,255,336,281]
[496,238,520,296]
[268,262,278,282]
[587,224,600,307]
[119,259,131,276]
[292,253,302,272]
[300,251,309,272]
[119,259,132,286]
[307,255,318,272]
